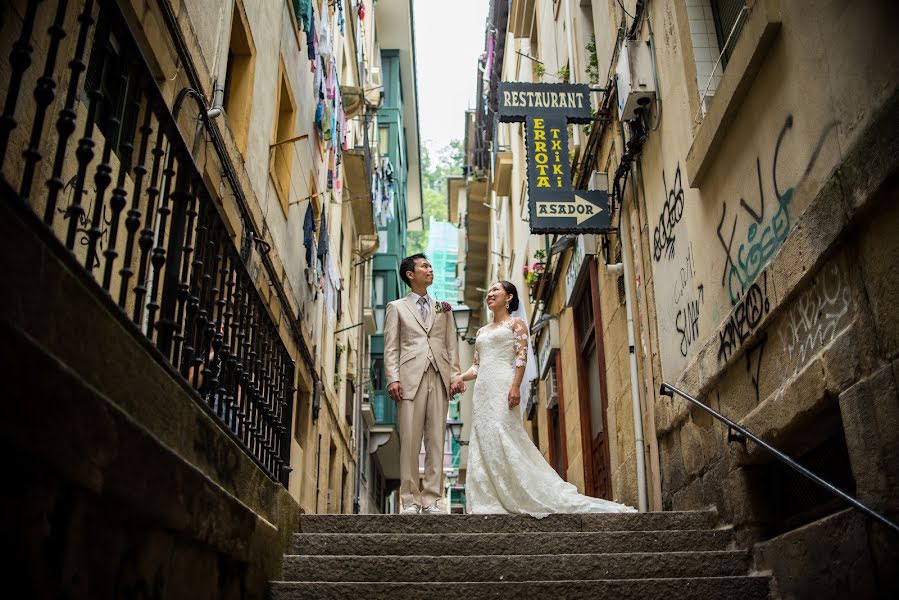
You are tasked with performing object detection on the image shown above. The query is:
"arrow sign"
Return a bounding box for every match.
[498,82,614,234]
[536,191,608,226]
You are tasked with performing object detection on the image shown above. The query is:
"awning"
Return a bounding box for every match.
[463,180,490,309]
[340,86,364,120]
[342,149,375,235]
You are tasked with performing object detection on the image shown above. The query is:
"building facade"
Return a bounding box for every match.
[1,0,420,593]
[456,0,899,594]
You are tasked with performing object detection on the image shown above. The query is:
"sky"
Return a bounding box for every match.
[413,0,489,155]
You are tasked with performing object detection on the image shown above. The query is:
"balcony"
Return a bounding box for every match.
[369,389,400,479]
[0,0,295,486]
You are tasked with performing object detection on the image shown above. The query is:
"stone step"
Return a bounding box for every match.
[299,510,719,534]
[270,576,774,600]
[282,550,750,582]
[291,529,734,556]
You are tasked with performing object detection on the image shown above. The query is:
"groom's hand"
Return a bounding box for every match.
[387,382,403,402]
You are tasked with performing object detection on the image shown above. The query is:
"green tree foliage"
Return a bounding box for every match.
[406,140,463,255]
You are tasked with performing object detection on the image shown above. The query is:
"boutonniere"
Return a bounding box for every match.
[435,301,453,314]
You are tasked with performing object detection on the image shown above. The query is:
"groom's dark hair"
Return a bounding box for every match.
[400,253,428,287]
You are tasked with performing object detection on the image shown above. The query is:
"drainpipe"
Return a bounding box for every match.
[606,212,648,512]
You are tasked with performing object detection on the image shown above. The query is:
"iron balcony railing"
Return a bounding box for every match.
[1,0,295,485]
[659,383,899,535]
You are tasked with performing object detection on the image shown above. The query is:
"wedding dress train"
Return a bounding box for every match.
[465,318,636,515]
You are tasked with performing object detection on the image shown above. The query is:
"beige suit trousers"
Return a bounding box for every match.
[398,365,448,508]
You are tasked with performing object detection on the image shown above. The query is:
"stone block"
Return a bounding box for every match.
[700,459,728,514]
[768,175,847,309]
[856,186,899,359]
[753,509,888,600]
[839,363,899,512]
[839,87,899,218]
[820,308,879,397]
[737,357,835,464]
[722,466,772,526]
[680,422,706,478]
[659,430,687,496]
[672,476,704,512]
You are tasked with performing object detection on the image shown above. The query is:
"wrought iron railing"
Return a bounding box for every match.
[1,0,295,485]
[659,383,899,535]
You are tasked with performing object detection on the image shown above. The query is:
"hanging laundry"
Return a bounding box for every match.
[316,0,333,60]
[303,202,316,268]
[304,2,316,60]
[317,204,330,260]
[333,0,345,35]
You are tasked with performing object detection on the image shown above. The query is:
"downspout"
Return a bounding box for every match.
[607,207,648,512]
[353,255,366,513]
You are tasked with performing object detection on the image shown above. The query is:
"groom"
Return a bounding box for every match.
[384,254,462,514]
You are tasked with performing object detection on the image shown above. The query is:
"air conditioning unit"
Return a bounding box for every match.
[545,368,559,409]
[615,40,657,121]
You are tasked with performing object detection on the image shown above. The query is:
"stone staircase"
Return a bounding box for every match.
[269,511,776,599]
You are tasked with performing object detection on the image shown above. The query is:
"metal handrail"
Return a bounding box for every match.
[659,382,899,535]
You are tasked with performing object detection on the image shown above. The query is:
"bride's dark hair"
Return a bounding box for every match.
[497,280,520,312]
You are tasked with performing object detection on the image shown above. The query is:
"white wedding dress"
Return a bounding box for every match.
[465,317,636,515]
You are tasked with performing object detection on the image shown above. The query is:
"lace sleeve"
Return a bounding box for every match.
[471,326,482,375]
[511,318,528,368]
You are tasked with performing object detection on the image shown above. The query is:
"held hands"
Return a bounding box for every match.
[450,377,466,395]
[507,386,521,409]
[387,381,403,403]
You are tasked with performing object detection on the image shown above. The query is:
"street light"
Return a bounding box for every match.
[447,418,468,446]
[453,302,471,339]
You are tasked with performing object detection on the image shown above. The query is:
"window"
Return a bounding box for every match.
[687,0,747,105]
[271,63,297,214]
[344,378,355,425]
[711,0,747,67]
[372,272,387,333]
[223,0,256,153]
[370,354,384,391]
[379,126,390,156]
[84,14,141,168]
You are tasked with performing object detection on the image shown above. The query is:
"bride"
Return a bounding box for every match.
[453,280,636,515]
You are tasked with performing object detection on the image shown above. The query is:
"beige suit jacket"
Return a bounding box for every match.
[383,294,461,400]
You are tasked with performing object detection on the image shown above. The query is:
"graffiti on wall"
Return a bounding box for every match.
[668,244,705,358]
[717,271,770,363]
[653,166,686,262]
[779,261,852,376]
[717,115,840,305]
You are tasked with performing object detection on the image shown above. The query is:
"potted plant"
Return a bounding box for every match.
[523,260,545,288]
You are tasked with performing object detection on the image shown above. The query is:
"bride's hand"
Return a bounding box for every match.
[451,377,465,395]
[507,386,521,409]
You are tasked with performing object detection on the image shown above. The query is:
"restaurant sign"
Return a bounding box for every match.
[498,82,611,234]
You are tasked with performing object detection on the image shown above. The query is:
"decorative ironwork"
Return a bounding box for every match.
[1,0,295,486]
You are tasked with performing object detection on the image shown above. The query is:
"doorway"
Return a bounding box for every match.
[574,258,612,499]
